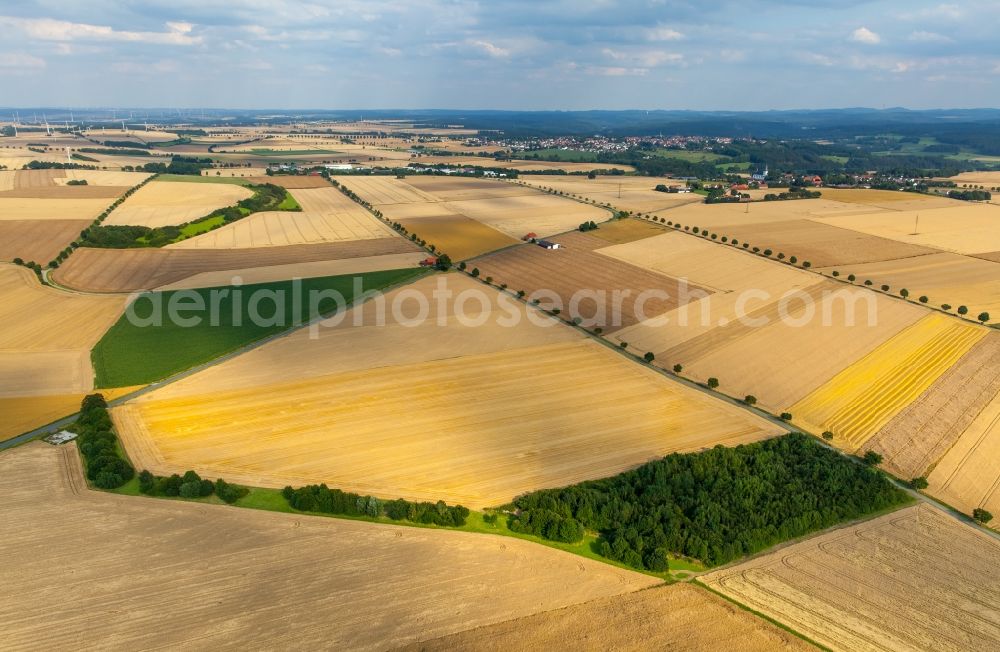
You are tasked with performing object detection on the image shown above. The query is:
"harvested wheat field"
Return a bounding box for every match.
[199,167,268,178]
[945,171,1000,187]
[586,218,669,244]
[789,313,986,449]
[814,203,1000,255]
[0,184,127,199]
[518,176,702,214]
[103,180,253,228]
[54,238,421,292]
[114,339,781,507]
[154,253,426,290]
[113,277,781,507]
[664,282,927,413]
[447,194,608,238]
[59,169,152,186]
[407,583,812,652]
[665,197,891,230]
[0,197,109,221]
[927,387,1000,519]
[0,220,89,263]
[0,442,657,651]
[0,386,140,441]
[399,214,518,260]
[243,174,332,188]
[170,188,395,249]
[0,265,125,395]
[472,231,711,332]
[403,176,534,201]
[718,219,936,267]
[864,332,1000,480]
[703,504,1000,652]
[818,252,1000,324]
[817,187,959,208]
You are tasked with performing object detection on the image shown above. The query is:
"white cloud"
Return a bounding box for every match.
[646,26,683,41]
[908,30,952,43]
[0,17,201,45]
[602,48,682,67]
[467,39,509,58]
[0,52,46,72]
[850,27,881,44]
[801,52,835,67]
[586,66,648,77]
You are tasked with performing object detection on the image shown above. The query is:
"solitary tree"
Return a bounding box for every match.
[942,303,952,311]
[919,295,928,303]
[458,261,467,271]
[707,377,720,389]
[822,431,834,441]
[673,363,683,373]
[900,288,909,299]
[744,395,757,406]
[910,477,929,490]
[957,305,969,315]
[780,412,793,421]
[471,267,480,278]
[979,312,991,323]
[863,451,883,466]
[880,284,890,292]
[847,274,856,282]
[644,352,655,363]
[973,508,994,524]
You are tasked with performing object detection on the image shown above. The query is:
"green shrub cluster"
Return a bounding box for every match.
[509,433,909,570]
[75,394,134,490]
[282,484,470,527]
[578,220,599,232]
[138,469,248,503]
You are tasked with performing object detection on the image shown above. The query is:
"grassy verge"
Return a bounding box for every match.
[91,267,426,386]
[277,191,301,211]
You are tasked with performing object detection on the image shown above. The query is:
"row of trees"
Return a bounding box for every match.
[75,394,135,490]
[509,433,910,570]
[283,484,470,527]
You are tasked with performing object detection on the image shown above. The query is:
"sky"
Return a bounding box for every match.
[1,0,998,110]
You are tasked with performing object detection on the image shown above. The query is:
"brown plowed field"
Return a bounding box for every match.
[11,168,65,188]
[0,219,90,263]
[0,442,658,651]
[406,584,813,652]
[54,238,421,292]
[864,332,1000,480]
[718,219,937,267]
[472,233,711,332]
[703,504,1000,652]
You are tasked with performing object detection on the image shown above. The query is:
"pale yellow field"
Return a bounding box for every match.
[813,203,1000,255]
[517,176,701,214]
[789,313,986,448]
[200,167,269,177]
[1,442,658,651]
[104,180,253,228]
[410,155,635,173]
[113,277,780,507]
[703,504,1000,652]
[945,171,1000,187]
[664,197,894,229]
[169,187,395,249]
[819,252,1000,323]
[928,390,1000,519]
[58,169,152,186]
[154,253,426,290]
[0,197,109,220]
[817,187,959,208]
[0,385,140,440]
[0,265,125,396]
[447,193,608,238]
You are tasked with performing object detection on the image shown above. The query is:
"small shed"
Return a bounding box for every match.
[537,240,560,250]
[45,430,78,445]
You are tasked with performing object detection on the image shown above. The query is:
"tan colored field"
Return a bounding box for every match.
[154,253,426,290]
[200,167,269,178]
[585,217,668,244]
[338,175,608,241]
[409,583,813,652]
[665,197,893,229]
[0,442,658,651]
[818,252,1000,323]
[944,171,1000,187]
[59,169,152,186]
[410,155,635,173]
[113,277,781,508]
[789,313,986,448]
[719,219,936,267]
[928,388,1000,519]
[0,265,125,395]
[0,184,127,199]
[244,174,332,188]
[817,187,959,208]
[0,386,140,441]
[170,187,395,249]
[670,283,927,413]
[54,238,421,292]
[814,203,1000,255]
[703,504,1000,652]
[518,175,702,214]
[104,180,253,227]
[400,214,520,260]
[0,219,90,263]
[865,333,1000,480]
[0,197,109,220]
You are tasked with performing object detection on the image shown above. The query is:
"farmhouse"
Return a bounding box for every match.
[537,239,560,249]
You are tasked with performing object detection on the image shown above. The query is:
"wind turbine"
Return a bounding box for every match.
[121,120,128,134]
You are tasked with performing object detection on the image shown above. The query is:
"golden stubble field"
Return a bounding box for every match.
[703,504,1000,652]
[112,275,782,508]
[517,175,702,215]
[0,265,125,397]
[0,442,659,650]
[170,187,397,249]
[103,180,253,228]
